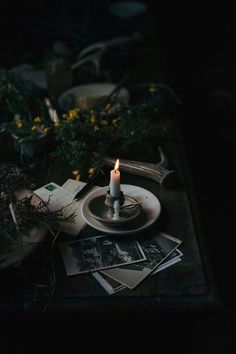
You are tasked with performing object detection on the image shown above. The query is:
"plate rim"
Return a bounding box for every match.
[58,83,129,111]
[81,184,161,235]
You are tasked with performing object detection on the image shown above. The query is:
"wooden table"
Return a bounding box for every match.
[0,117,220,317]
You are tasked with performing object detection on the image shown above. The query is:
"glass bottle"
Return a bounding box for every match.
[46,56,72,99]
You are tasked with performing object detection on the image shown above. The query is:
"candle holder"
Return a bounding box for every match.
[104,190,125,208]
[85,188,142,227]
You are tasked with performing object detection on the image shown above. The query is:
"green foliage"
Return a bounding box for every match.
[0,71,179,176]
[0,114,55,143]
[0,162,35,194]
[0,70,56,166]
[0,112,55,168]
[53,83,178,178]
[0,163,75,255]
[0,69,46,122]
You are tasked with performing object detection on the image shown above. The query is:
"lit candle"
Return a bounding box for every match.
[109,159,120,198]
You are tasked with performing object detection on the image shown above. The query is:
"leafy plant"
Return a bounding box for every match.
[0,163,75,257]
[0,69,56,142]
[0,114,56,144]
[0,70,59,167]
[53,83,179,178]
[0,111,57,168]
[0,69,45,122]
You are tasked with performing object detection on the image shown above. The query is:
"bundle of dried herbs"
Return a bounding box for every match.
[0,163,75,261]
[0,162,35,196]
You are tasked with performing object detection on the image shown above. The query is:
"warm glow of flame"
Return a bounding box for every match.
[114,159,119,171]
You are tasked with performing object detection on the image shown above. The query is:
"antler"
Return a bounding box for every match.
[101,147,176,188]
[71,32,142,75]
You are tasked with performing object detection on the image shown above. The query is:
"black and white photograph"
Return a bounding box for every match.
[60,234,146,275]
[152,248,183,274]
[93,272,126,295]
[101,232,182,289]
[93,248,183,294]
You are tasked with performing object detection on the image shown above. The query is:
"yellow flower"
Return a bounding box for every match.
[100,119,108,126]
[15,115,22,128]
[15,115,22,123]
[33,116,41,123]
[105,103,111,111]
[72,170,80,181]
[88,167,97,176]
[43,127,49,133]
[68,109,78,120]
[16,122,22,128]
[90,114,97,124]
[149,84,157,93]
[72,169,79,175]
[112,118,118,126]
[31,125,37,131]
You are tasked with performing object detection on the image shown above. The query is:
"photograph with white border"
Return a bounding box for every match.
[94,248,183,294]
[101,232,182,289]
[60,234,146,275]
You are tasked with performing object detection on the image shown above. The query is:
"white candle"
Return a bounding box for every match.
[109,159,120,197]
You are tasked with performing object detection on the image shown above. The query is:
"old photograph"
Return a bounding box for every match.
[93,248,182,294]
[60,234,146,275]
[101,232,182,289]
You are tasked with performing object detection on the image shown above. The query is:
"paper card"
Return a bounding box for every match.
[101,232,182,289]
[34,182,74,211]
[152,248,183,274]
[60,234,146,275]
[34,181,89,236]
[93,272,126,295]
[62,179,87,197]
[93,249,183,294]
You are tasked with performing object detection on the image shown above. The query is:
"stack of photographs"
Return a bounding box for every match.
[93,248,183,294]
[60,234,146,275]
[60,231,183,294]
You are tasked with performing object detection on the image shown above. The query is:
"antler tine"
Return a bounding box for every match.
[101,147,176,188]
[158,147,169,168]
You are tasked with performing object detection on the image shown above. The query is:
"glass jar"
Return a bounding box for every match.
[47,57,72,99]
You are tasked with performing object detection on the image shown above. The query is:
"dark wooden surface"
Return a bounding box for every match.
[1,1,233,325]
[0,7,235,354]
[0,118,220,317]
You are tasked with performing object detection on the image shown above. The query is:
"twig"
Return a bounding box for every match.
[106,74,130,104]
[9,203,19,232]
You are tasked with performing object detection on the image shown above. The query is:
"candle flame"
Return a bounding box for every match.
[114,159,119,171]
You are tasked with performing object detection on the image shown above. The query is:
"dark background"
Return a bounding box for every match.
[0,0,235,343]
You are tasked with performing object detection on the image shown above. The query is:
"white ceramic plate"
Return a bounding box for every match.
[81,184,161,235]
[58,83,129,111]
